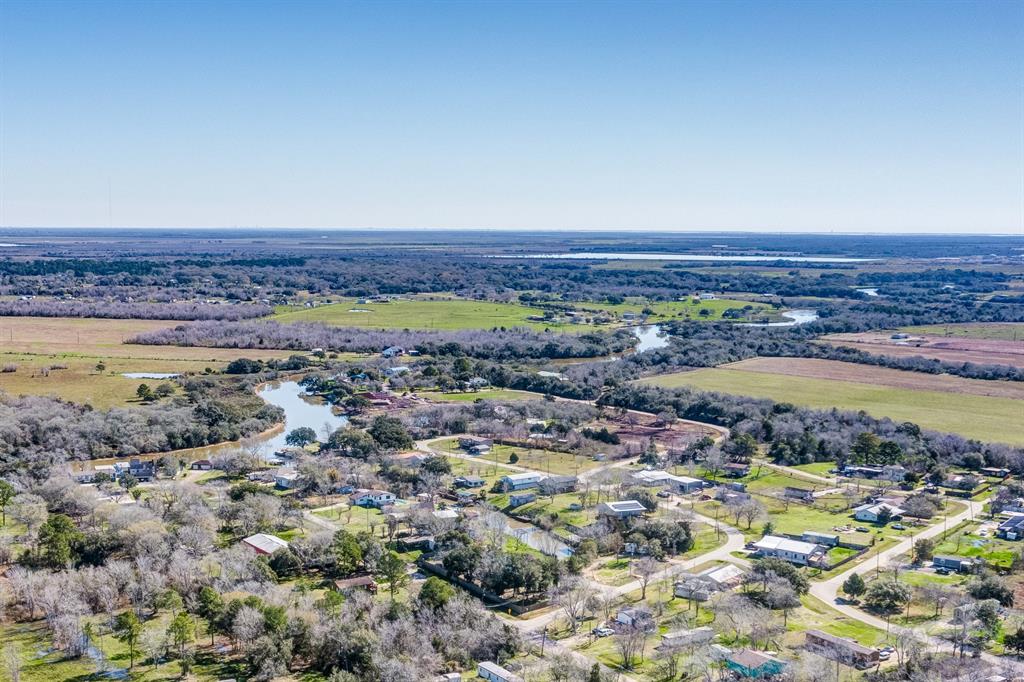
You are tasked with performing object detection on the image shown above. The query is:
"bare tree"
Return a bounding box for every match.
[613,622,648,670]
[635,556,659,599]
[549,577,596,633]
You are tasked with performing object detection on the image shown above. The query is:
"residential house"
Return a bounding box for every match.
[241,533,289,556]
[804,630,879,670]
[351,489,397,508]
[724,463,751,477]
[392,451,429,467]
[459,436,493,449]
[332,575,378,593]
[997,514,1024,540]
[497,472,546,492]
[801,531,840,547]
[274,470,300,490]
[435,673,461,682]
[477,661,523,682]
[508,492,537,508]
[674,564,745,601]
[384,365,410,377]
[752,535,827,566]
[725,650,787,679]
[454,475,486,488]
[632,469,703,494]
[381,346,405,358]
[981,467,1010,478]
[615,606,654,630]
[538,475,578,495]
[190,459,213,471]
[432,508,459,521]
[783,486,815,502]
[852,502,905,523]
[596,500,648,519]
[357,391,393,407]
[397,535,436,552]
[657,627,715,650]
[933,556,975,573]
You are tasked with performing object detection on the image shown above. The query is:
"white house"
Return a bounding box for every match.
[497,472,546,491]
[241,533,289,556]
[351,489,397,508]
[477,661,523,682]
[852,502,905,523]
[274,470,300,489]
[632,469,703,494]
[597,500,648,519]
[658,626,715,649]
[752,535,827,566]
[674,563,745,601]
[615,606,655,629]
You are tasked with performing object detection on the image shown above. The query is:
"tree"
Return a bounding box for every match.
[864,580,911,619]
[967,574,1014,607]
[613,622,648,670]
[508,452,519,464]
[851,432,881,464]
[114,610,143,669]
[750,558,809,595]
[842,573,867,602]
[166,611,195,675]
[285,427,317,447]
[418,576,455,610]
[0,481,14,525]
[375,551,409,601]
[331,530,364,576]
[1004,628,1024,654]
[37,513,82,568]
[635,556,658,599]
[136,383,154,401]
[550,577,595,633]
[912,538,935,564]
[95,361,106,373]
[765,579,800,625]
[197,586,224,645]
[588,663,602,682]
[367,415,413,450]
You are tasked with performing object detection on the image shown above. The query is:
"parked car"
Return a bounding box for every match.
[892,523,906,530]
[856,526,870,533]
[592,626,614,637]
[936,567,951,575]
[878,650,891,661]
[657,490,672,498]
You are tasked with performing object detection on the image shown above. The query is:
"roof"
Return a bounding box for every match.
[728,650,777,669]
[853,502,906,516]
[433,509,459,519]
[753,535,822,556]
[333,575,377,589]
[700,563,744,584]
[478,661,521,680]
[242,533,289,554]
[501,472,546,483]
[633,470,701,485]
[998,515,1024,530]
[601,500,648,513]
[803,531,839,540]
[806,629,875,656]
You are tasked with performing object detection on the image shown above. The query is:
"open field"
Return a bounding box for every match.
[272,297,592,330]
[721,357,1024,399]
[823,330,1024,368]
[435,438,601,476]
[0,316,294,361]
[568,296,776,322]
[901,322,1024,341]
[0,353,219,408]
[640,367,1024,445]
[420,388,541,402]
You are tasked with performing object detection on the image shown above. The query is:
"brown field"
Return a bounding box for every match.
[592,411,727,449]
[823,331,1024,369]
[722,357,1024,399]
[0,316,293,361]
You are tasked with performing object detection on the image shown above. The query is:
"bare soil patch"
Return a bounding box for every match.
[823,331,1024,369]
[594,411,725,450]
[723,357,1024,399]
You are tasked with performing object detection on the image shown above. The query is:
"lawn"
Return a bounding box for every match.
[420,388,541,402]
[0,352,221,408]
[435,438,600,476]
[933,522,1020,569]
[900,323,1024,341]
[639,368,1024,445]
[272,298,593,331]
[790,462,837,477]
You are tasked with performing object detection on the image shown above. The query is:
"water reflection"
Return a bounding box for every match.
[255,380,349,455]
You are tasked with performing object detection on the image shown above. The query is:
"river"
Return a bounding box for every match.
[740,309,819,327]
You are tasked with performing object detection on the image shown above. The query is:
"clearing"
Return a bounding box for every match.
[568,296,776,323]
[823,330,1024,368]
[639,367,1024,445]
[900,323,1024,341]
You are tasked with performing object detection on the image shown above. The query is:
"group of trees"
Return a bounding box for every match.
[0,299,272,320]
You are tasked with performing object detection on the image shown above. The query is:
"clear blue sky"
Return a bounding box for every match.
[1,0,1021,233]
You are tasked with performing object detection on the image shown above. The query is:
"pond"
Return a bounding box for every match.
[740,309,819,327]
[632,324,670,352]
[255,380,349,455]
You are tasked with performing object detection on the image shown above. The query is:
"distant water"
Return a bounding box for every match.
[632,325,670,351]
[741,309,819,327]
[505,252,877,263]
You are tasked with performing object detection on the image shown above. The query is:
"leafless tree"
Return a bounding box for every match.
[635,556,659,599]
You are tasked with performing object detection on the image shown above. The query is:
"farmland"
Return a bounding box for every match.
[901,322,1024,341]
[823,330,1024,368]
[639,366,1024,445]
[567,296,777,323]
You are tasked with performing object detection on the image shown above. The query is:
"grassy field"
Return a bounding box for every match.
[933,522,1019,569]
[0,353,220,408]
[435,438,601,476]
[901,322,1024,341]
[420,388,541,402]
[570,297,776,322]
[271,298,591,331]
[0,316,293,361]
[640,368,1024,445]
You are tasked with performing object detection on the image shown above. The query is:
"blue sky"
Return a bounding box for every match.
[1,0,1021,233]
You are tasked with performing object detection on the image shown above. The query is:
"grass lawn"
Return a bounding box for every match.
[420,388,541,402]
[640,368,1024,445]
[435,438,600,476]
[790,462,837,477]
[791,594,888,646]
[933,522,1019,569]
[272,298,595,331]
[569,297,776,323]
[900,323,1024,341]
[0,352,220,408]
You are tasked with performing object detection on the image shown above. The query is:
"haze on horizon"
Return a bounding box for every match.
[0,0,1021,235]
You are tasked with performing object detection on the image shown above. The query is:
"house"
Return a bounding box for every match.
[432,508,459,520]
[632,469,703,493]
[538,475,578,495]
[351,489,397,508]
[356,391,393,406]
[724,463,751,477]
[392,451,429,467]
[397,535,436,551]
[497,472,546,492]
[725,650,787,678]
[933,555,975,573]
[657,626,715,649]
[333,575,378,593]
[190,459,213,471]
[435,674,461,682]
[477,661,523,682]
[716,488,751,505]
[982,467,1010,478]
[459,436,493,449]
[454,475,486,488]
[615,606,654,630]
[382,346,405,358]
[801,531,840,547]
[466,377,489,388]
[698,292,717,301]
[384,365,410,377]
[852,502,905,523]
[508,492,537,508]
[804,630,879,670]
[783,486,815,502]
[596,500,648,519]
[674,563,745,601]
[752,535,827,566]
[997,514,1024,540]
[274,470,300,489]
[241,533,289,556]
